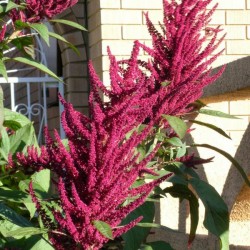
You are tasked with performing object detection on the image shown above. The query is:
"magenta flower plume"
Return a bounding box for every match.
[10,1,225,249]
[10,0,77,23]
[91,0,225,129]
[14,93,171,250]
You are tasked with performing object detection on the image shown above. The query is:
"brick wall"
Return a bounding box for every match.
[54,0,89,115]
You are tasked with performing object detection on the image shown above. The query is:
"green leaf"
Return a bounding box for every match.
[162,115,187,139]
[6,1,24,12]
[4,108,31,128]
[189,120,231,139]
[5,227,47,238]
[29,23,49,46]
[165,137,183,147]
[161,81,171,87]
[192,144,250,187]
[122,202,155,250]
[0,202,32,227]
[49,19,87,31]
[199,109,239,119]
[0,187,29,203]
[137,222,161,228]
[31,169,51,193]
[0,86,3,131]
[93,220,113,240]
[0,59,8,81]
[5,57,61,82]
[48,32,79,55]
[0,128,10,161]
[9,123,35,155]
[189,178,229,250]
[4,234,54,250]
[176,142,186,158]
[141,241,174,250]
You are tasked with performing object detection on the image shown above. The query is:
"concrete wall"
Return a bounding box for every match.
[86,0,250,249]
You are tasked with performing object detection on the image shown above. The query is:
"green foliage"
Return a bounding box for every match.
[198,108,239,119]
[162,115,187,139]
[122,202,155,250]
[93,220,114,240]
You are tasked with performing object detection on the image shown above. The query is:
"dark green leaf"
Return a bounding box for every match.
[93,220,113,240]
[0,188,29,203]
[162,115,187,139]
[0,202,32,227]
[192,144,250,187]
[50,19,87,31]
[122,202,155,250]
[141,241,174,250]
[189,178,229,250]
[199,109,239,119]
[163,183,199,246]
[189,120,231,139]
[5,234,54,250]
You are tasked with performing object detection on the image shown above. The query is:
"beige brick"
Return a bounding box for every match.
[209,10,225,25]
[102,55,151,71]
[205,102,229,113]
[208,0,245,10]
[101,10,142,24]
[227,11,250,24]
[122,25,151,39]
[142,10,163,24]
[246,26,250,39]
[121,0,162,9]
[102,40,141,56]
[102,25,122,39]
[230,100,250,115]
[100,0,120,8]
[223,25,246,40]
[227,40,250,54]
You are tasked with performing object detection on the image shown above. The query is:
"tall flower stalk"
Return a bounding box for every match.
[12,0,225,249]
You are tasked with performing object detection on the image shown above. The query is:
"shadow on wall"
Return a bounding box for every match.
[151,57,250,249]
[203,56,250,99]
